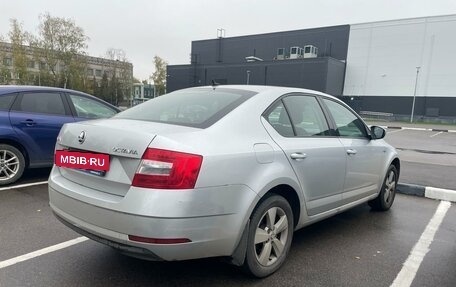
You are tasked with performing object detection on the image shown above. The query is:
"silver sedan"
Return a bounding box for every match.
[49,85,399,277]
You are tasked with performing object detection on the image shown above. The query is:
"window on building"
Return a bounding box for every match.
[27,60,35,69]
[87,68,93,76]
[95,69,102,77]
[3,58,12,66]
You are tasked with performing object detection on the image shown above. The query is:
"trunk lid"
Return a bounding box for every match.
[56,118,199,197]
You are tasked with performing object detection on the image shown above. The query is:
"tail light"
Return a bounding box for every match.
[132,148,203,189]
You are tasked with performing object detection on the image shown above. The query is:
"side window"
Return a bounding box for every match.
[0,94,16,111]
[265,101,294,137]
[282,96,330,137]
[69,94,116,119]
[16,92,66,115]
[322,99,367,138]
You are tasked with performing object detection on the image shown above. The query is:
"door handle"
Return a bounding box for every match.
[346,149,357,155]
[290,152,307,160]
[21,119,36,126]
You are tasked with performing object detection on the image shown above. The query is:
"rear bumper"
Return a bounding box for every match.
[48,167,258,261]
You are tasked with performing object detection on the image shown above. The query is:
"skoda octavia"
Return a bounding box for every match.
[49,85,400,277]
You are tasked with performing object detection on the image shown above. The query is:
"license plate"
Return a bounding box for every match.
[55,150,110,172]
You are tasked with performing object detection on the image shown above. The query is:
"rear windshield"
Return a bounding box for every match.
[115,88,256,128]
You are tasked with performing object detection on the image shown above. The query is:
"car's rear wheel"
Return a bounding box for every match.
[0,144,25,185]
[368,165,398,211]
[243,194,294,278]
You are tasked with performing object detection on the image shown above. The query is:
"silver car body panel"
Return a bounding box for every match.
[49,85,399,261]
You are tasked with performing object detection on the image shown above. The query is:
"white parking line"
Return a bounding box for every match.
[430,131,443,138]
[0,181,48,191]
[0,237,88,269]
[390,201,451,287]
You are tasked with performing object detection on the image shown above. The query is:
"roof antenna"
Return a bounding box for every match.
[211,79,219,90]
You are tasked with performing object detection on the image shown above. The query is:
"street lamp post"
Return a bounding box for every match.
[410,66,421,123]
[246,70,250,85]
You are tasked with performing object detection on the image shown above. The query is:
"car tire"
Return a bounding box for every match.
[368,165,398,211]
[243,194,294,278]
[0,144,25,185]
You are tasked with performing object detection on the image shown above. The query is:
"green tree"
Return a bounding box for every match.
[0,35,11,84]
[110,73,120,105]
[99,72,109,102]
[105,48,132,105]
[150,56,167,96]
[35,12,89,88]
[8,19,30,84]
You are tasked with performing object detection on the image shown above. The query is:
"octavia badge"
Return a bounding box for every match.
[78,131,86,144]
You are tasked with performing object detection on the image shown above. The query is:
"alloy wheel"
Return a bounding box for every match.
[254,207,289,266]
[383,170,396,204]
[0,150,20,181]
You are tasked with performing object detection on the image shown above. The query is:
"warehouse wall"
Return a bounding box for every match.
[191,25,350,64]
[343,15,456,117]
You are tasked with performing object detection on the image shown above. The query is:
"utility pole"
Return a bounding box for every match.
[410,66,421,123]
[246,70,250,85]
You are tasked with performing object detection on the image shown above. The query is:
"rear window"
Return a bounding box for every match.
[0,94,16,111]
[115,88,256,128]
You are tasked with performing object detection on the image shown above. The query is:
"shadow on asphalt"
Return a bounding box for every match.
[7,167,52,186]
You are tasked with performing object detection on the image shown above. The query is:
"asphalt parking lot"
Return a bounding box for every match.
[0,183,454,287]
[383,128,456,189]
[0,128,455,286]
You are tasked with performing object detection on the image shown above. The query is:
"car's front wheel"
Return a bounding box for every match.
[243,194,294,278]
[0,144,25,185]
[369,165,398,211]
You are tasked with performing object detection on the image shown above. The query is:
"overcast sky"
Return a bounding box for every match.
[1,0,456,80]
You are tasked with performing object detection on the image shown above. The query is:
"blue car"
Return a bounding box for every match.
[0,86,120,185]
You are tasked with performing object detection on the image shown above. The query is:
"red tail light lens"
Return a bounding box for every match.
[132,148,203,189]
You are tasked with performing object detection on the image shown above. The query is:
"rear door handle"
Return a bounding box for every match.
[290,152,307,160]
[346,149,357,155]
[21,119,36,126]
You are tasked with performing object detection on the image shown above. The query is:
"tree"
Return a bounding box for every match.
[0,35,11,84]
[8,19,30,84]
[105,48,132,105]
[35,12,89,88]
[150,56,167,96]
[99,72,109,102]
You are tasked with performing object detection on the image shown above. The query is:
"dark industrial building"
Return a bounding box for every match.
[167,25,349,96]
[167,15,456,121]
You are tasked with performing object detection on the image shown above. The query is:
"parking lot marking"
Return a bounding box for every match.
[0,181,48,191]
[0,237,88,270]
[390,200,451,287]
[430,131,443,138]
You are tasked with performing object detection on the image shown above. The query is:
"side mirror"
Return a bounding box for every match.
[370,126,386,140]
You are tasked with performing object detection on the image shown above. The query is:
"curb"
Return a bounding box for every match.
[397,183,456,202]
[378,126,456,133]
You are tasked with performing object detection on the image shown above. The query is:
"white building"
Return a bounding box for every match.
[343,14,456,120]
